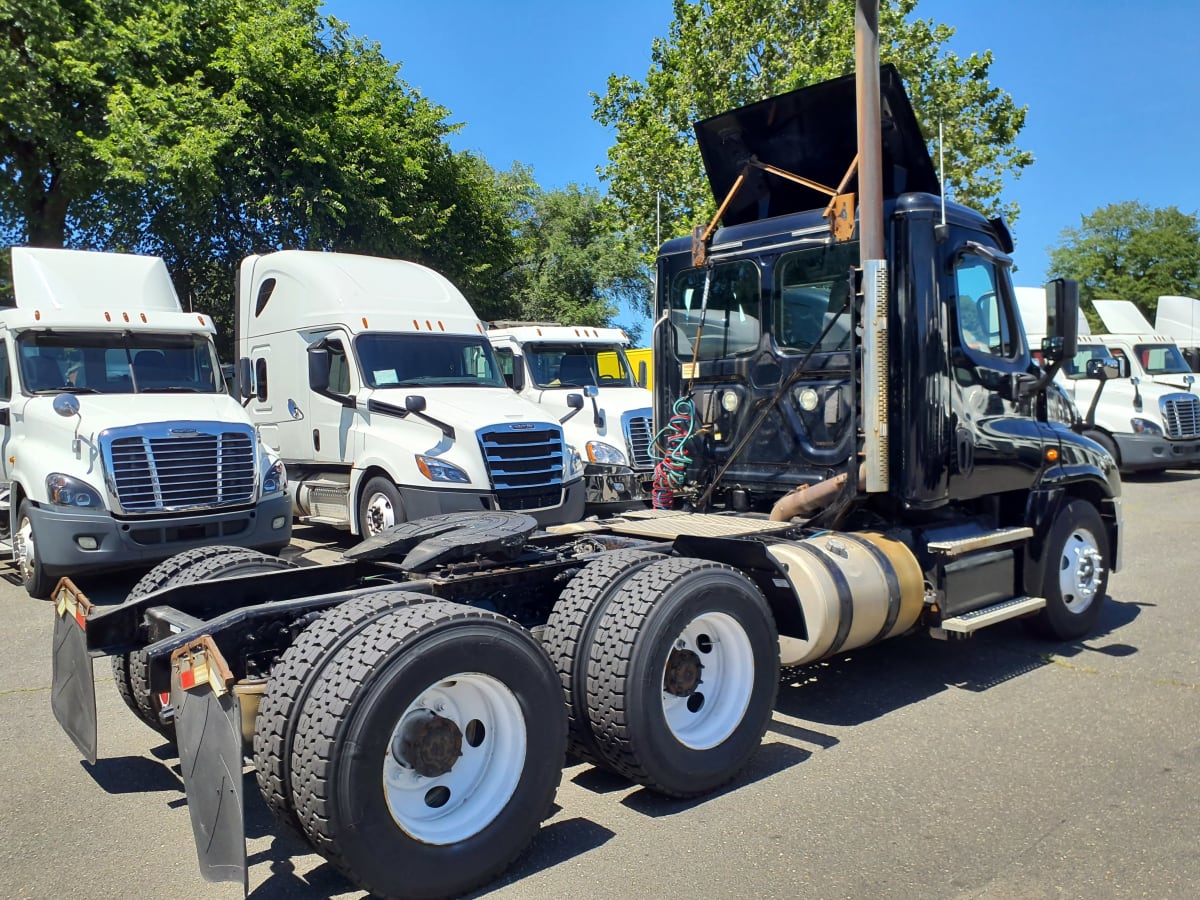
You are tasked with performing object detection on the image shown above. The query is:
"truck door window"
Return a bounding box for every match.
[326,340,351,394]
[0,340,9,400]
[255,358,268,401]
[669,261,760,360]
[493,347,516,388]
[1062,345,1114,379]
[954,256,1018,359]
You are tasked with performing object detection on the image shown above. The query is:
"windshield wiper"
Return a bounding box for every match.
[138,386,205,393]
[33,386,100,395]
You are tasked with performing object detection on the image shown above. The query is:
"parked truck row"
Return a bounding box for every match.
[49,11,1122,900]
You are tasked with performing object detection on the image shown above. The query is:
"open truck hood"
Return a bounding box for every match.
[694,64,939,226]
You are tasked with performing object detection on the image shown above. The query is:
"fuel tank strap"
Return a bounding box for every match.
[838,533,901,643]
[787,539,855,655]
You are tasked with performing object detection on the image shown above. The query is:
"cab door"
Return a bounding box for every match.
[0,335,11,483]
[944,233,1051,499]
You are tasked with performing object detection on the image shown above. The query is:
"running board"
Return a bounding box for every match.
[927,526,1033,558]
[934,595,1046,637]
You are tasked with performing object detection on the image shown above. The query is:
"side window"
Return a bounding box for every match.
[493,347,516,388]
[327,339,351,394]
[0,340,9,401]
[954,255,1018,359]
[254,358,268,401]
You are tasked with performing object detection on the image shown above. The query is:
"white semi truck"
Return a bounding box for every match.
[235,251,585,536]
[1017,288,1200,471]
[488,323,654,513]
[2,248,291,596]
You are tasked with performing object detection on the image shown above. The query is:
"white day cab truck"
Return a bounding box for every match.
[48,12,1122,900]
[234,251,585,537]
[488,322,654,513]
[1017,289,1200,473]
[0,248,291,596]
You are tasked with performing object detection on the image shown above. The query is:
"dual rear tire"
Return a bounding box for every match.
[256,596,565,899]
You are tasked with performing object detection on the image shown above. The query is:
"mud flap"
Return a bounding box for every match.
[50,579,97,764]
[170,637,248,894]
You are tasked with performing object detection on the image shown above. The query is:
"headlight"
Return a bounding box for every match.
[416,454,471,484]
[567,446,583,478]
[46,473,103,508]
[1130,417,1162,435]
[586,441,627,466]
[262,459,287,495]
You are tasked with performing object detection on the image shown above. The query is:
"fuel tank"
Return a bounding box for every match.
[766,531,924,667]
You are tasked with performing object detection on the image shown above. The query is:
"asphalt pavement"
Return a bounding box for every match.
[0,475,1197,900]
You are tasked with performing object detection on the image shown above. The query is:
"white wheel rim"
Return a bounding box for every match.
[382,672,526,845]
[16,515,35,582]
[363,491,396,536]
[1058,526,1104,613]
[660,611,755,750]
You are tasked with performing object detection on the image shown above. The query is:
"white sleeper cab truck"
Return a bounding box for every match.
[488,323,654,513]
[2,248,291,596]
[1017,287,1200,472]
[1155,294,1200,371]
[236,251,585,535]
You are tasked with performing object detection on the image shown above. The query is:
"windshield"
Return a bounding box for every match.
[774,242,860,353]
[16,330,222,394]
[525,342,634,388]
[669,260,761,360]
[1062,344,1121,380]
[355,333,506,388]
[1134,343,1191,375]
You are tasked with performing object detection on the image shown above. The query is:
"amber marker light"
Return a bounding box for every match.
[1045,448,1060,463]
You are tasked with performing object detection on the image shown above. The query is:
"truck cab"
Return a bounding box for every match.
[488,323,654,513]
[2,248,291,596]
[236,251,586,536]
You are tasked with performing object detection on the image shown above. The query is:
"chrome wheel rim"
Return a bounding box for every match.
[363,491,397,536]
[1058,526,1104,613]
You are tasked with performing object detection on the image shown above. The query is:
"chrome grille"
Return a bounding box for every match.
[102,423,256,513]
[623,409,654,470]
[477,423,564,511]
[1161,394,1200,439]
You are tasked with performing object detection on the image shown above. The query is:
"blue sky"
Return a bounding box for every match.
[325,1,1200,332]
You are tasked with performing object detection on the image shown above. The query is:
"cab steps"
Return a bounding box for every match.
[932,595,1046,638]
[927,526,1033,558]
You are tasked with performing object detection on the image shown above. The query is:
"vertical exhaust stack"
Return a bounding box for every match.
[856,0,890,493]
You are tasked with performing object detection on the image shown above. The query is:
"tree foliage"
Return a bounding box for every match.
[593,0,1033,258]
[0,0,525,351]
[504,183,650,339]
[1047,201,1200,321]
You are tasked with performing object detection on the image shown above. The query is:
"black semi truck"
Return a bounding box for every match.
[49,8,1119,899]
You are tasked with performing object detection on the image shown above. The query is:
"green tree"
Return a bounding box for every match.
[1047,201,1200,324]
[593,0,1032,258]
[0,0,525,352]
[505,183,651,336]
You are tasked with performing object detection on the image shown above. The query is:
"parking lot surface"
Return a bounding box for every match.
[0,475,1197,899]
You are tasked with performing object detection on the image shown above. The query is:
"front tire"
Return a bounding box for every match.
[290,602,565,899]
[358,476,403,538]
[1026,499,1109,640]
[586,557,779,798]
[15,501,51,598]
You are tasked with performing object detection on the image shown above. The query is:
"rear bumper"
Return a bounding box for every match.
[28,492,294,575]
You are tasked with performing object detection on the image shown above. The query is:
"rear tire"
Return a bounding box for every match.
[586,557,779,798]
[253,589,437,836]
[111,546,297,739]
[1025,499,1109,641]
[541,550,665,764]
[290,602,565,899]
